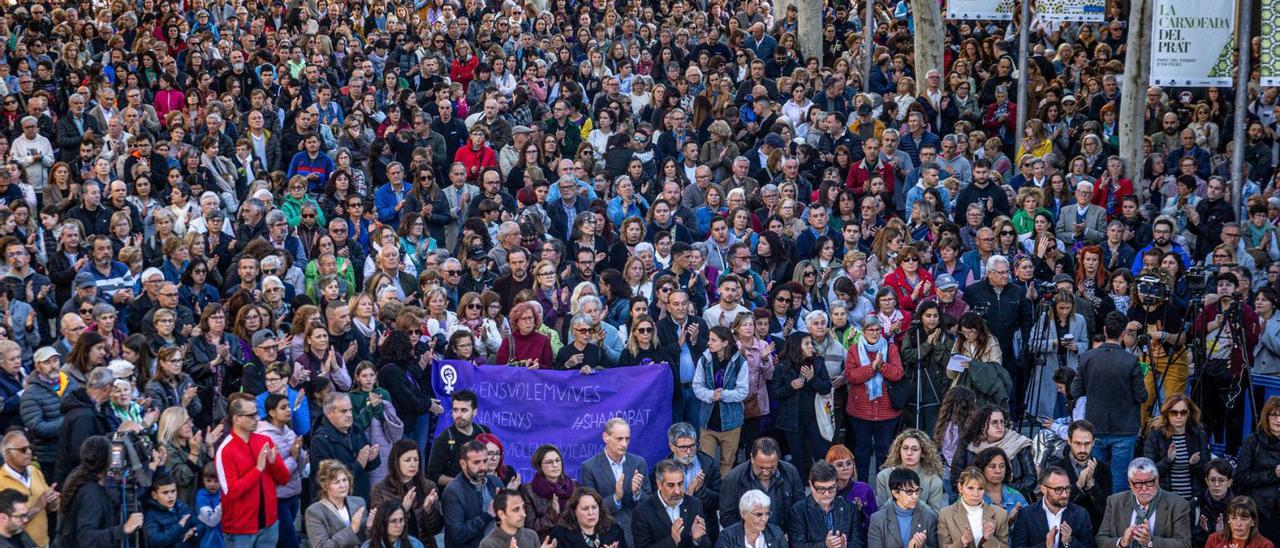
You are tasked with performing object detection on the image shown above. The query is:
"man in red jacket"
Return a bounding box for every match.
[215,397,291,547]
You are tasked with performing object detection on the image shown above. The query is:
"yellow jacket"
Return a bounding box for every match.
[0,462,52,547]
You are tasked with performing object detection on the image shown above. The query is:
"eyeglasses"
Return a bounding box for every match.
[988,419,1012,428]
[636,327,655,334]
[4,446,30,453]
[1043,485,1071,494]
[1167,409,1190,416]
[892,487,922,495]
[1130,478,1157,488]
[811,484,838,494]
[1208,477,1231,484]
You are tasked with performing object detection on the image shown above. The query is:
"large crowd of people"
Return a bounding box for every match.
[0,0,1277,546]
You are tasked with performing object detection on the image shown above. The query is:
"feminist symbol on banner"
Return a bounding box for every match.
[440,364,458,395]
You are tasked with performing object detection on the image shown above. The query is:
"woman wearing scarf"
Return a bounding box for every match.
[350,361,404,487]
[449,292,502,362]
[844,316,905,483]
[948,405,1037,499]
[519,444,577,540]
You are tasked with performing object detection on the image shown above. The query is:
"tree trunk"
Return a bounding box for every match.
[911,0,945,95]
[1119,0,1154,201]
[798,0,823,63]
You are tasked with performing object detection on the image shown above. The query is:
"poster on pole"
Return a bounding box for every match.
[1262,0,1280,85]
[1149,0,1237,87]
[946,0,1015,20]
[1035,0,1106,22]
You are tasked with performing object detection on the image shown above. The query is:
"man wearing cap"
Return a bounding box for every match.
[499,125,534,178]
[749,133,787,184]
[240,330,279,396]
[55,367,130,483]
[460,243,498,295]
[922,274,969,322]
[61,270,108,318]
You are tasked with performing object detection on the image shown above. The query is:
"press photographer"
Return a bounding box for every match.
[1126,273,1189,425]
[1193,272,1261,454]
[54,435,144,548]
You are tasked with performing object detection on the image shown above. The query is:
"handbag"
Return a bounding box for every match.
[815,392,836,441]
[887,376,912,410]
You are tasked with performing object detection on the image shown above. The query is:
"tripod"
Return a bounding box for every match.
[1021,297,1054,433]
[1192,294,1257,453]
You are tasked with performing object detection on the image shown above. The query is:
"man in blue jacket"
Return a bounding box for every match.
[441,440,503,548]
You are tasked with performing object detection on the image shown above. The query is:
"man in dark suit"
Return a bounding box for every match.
[788,461,865,548]
[656,289,710,424]
[545,175,593,241]
[655,423,721,543]
[1012,466,1096,548]
[441,440,504,548]
[1096,458,1191,548]
[579,418,651,547]
[1052,420,1111,529]
[633,459,712,548]
[54,93,103,160]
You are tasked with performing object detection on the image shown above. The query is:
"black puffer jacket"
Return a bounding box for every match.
[1235,431,1280,541]
[53,388,110,484]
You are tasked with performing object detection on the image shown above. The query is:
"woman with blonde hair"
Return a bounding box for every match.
[937,466,1009,548]
[531,259,570,330]
[156,406,205,506]
[874,429,948,512]
[1010,186,1046,238]
[304,460,372,548]
[1015,118,1053,164]
[699,119,741,182]
[867,226,906,283]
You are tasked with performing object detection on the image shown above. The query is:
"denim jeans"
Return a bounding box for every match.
[225,522,280,548]
[414,413,434,454]
[1093,434,1137,494]
[277,495,301,548]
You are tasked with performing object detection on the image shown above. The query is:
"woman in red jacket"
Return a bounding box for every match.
[882,245,934,316]
[454,126,498,182]
[844,315,905,481]
[449,42,480,90]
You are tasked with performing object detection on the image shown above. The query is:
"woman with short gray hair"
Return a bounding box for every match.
[715,489,786,548]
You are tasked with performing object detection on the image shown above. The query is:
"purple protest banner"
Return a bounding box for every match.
[431,360,674,481]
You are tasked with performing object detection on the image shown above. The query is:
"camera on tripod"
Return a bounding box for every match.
[1137,275,1170,301]
[106,430,154,513]
[1185,266,1212,297]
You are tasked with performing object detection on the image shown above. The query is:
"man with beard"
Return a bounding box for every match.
[632,458,711,548]
[655,422,721,539]
[1049,420,1111,529]
[953,159,1010,224]
[1186,177,1235,260]
[1011,466,1096,548]
[492,247,533,314]
[1129,216,1192,275]
[726,243,767,309]
[703,274,750,328]
[1114,196,1153,250]
[441,440,503,548]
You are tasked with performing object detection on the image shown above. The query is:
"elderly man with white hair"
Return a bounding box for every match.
[1097,458,1191,548]
[1056,180,1108,245]
[961,255,1034,409]
[10,115,54,191]
[716,489,785,547]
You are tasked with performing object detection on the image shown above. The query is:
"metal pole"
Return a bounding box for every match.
[1231,0,1251,215]
[1014,0,1031,156]
[864,0,875,89]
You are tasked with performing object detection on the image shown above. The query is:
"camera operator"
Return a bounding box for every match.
[1125,272,1188,428]
[54,435,145,548]
[1193,271,1261,455]
[55,367,140,483]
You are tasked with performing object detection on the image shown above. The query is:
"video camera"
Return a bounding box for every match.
[1185,266,1212,297]
[106,430,154,513]
[1136,275,1170,302]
